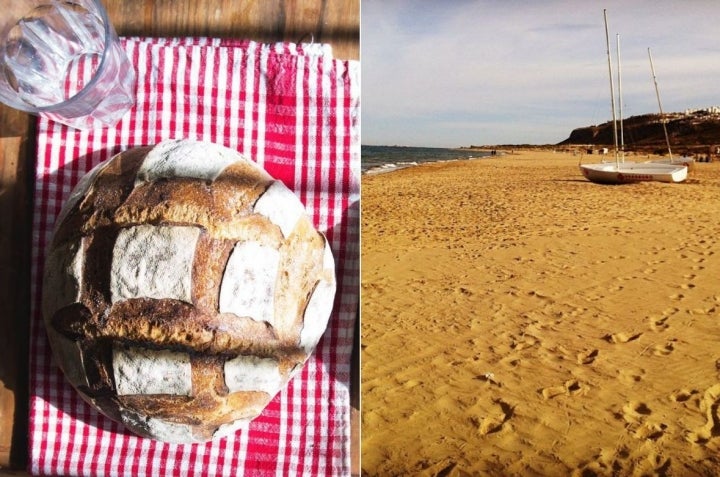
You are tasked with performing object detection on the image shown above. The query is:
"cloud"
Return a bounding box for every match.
[362,0,720,147]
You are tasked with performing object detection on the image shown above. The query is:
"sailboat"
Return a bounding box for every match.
[579,10,687,184]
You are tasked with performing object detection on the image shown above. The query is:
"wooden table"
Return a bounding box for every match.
[0,1,359,474]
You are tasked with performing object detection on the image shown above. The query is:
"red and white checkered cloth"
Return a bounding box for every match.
[29,37,359,477]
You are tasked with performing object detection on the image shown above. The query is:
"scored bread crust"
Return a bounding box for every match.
[42,139,336,443]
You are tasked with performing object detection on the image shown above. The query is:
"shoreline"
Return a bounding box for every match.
[361,149,720,475]
[362,154,504,176]
[361,145,496,175]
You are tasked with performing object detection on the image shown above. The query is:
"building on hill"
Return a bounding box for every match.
[685,106,720,115]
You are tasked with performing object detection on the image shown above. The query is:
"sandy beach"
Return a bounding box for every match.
[361,150,720,476]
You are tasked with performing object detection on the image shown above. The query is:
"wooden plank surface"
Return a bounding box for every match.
[0,0,358,473]
[108,0,359,61]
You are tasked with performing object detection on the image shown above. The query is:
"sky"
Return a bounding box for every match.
[362,1,720,147]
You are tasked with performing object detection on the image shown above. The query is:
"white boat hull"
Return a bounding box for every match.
[648,156,696,172]
[580,162,688,184]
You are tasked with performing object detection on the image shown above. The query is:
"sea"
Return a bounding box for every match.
[361,145,493,174]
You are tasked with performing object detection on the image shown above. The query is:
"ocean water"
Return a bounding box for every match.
[361,145,492,174]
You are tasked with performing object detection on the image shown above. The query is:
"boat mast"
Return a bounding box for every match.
[603,9,620,167]
[648,47,674,162]
[617,33,625,163]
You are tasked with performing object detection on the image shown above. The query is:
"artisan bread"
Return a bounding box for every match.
[42,139,336,443]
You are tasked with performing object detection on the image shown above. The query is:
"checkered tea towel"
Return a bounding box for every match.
[29,37,359,477]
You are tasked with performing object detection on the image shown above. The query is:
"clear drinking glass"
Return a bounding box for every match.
[0,0,135,129]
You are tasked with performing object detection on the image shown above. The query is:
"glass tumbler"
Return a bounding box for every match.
[0,0,135,129]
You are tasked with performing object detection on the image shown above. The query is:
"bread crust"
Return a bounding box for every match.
[42,140,336,442]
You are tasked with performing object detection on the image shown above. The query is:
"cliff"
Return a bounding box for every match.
[558,111,720,155]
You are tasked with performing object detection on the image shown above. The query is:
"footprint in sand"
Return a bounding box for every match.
[648,316,669,332]
[473,399,514,436]
[577,349,599,365]
[586,290,604,302]
[527,289,555,304]
[648,307,681,332]
[669,388,699,403]
[609,283,625,292]
[618,367,645,385]
[685,384,720,444]
[510,334,539,351]
[603,332,642,344]
[634,422,668,441]
[690,306,714,315]
[540,384,566,400]
[454,286,474,297]
[499,355,521,368]
[620,401,652,424]
[586,445,633,475]
[623,401,652,416]
[652,340,677,356]
[540,379,584,400]
[580,444,670,476]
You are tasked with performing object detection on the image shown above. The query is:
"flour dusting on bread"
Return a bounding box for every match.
[42,139,336,443]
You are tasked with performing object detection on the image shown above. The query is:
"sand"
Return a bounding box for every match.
[361,150,720,476]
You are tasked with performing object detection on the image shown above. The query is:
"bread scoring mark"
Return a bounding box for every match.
[120,408,200,444]
[224,355,282,394]
[42,238,83,323]
[252,180,306,238]
[189,354,229,398]
[115,179,276,242]
[110,225,200,304]
[62,297,282,356]
[191,235,235,313]
[219,241,280,326]
[53,147,149,246]
[82,228,117,314]
[112,344,192,396]
[135,139,247,186]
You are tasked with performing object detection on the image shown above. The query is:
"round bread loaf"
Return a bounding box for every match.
[42,139,336,443]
